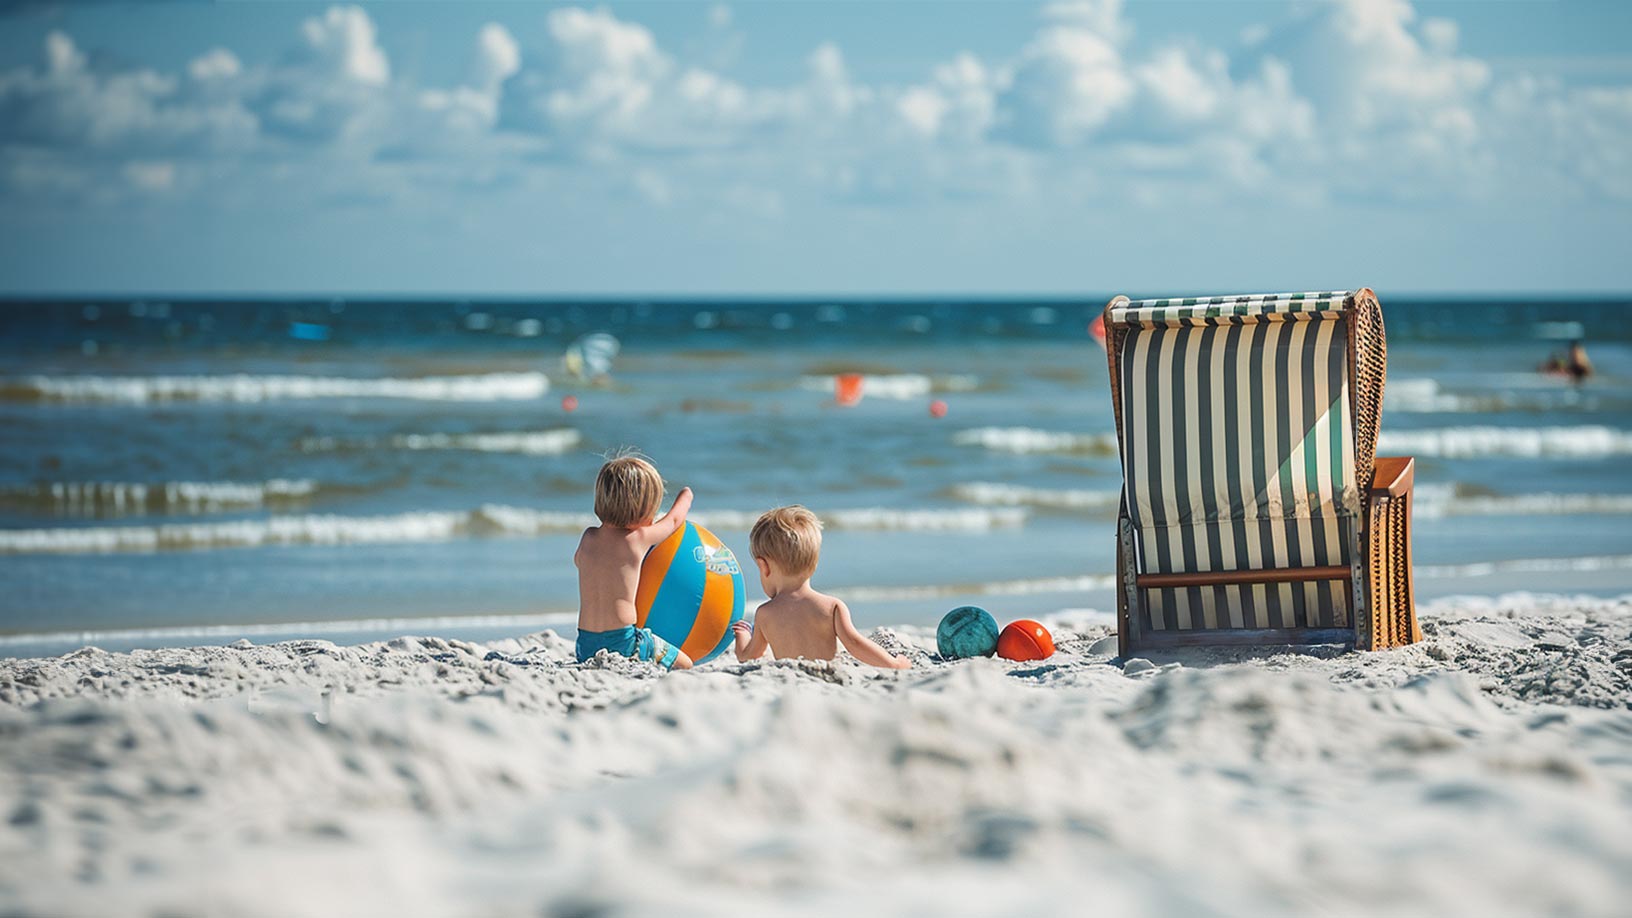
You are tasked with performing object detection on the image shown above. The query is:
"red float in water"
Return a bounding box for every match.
[561,395,579,413]
[929,399,948,418]
[835,374,864,407]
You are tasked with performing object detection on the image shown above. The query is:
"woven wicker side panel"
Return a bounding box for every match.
[1365,492,1421,649]
[1348,288,1387,488]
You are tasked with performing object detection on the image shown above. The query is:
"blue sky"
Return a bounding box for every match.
[1,0,1629,296]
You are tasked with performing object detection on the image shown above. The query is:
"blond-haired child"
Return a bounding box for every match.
[574,455,694,670]
[732,506,910,669]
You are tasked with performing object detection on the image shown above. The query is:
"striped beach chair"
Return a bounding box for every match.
[1103,288,1419,654]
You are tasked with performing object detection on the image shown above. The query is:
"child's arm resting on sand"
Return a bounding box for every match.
[644,486,693,543]
[834,601,911,669]
[732,619,768,662]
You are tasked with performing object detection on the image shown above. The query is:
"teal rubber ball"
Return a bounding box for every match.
[936,606,1000,659]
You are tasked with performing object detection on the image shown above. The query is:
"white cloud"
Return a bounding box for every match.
[896,54,997,142]
[122,160,175,191]
[298,5,390,86]
[0,30,256,154]
[188,49,242,83]
[997,19,1133,147]
[0,0,1628,218]
[470,23,521,92]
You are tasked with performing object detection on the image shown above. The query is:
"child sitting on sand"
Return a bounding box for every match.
[732,506,911,669]
[574,455,694,670]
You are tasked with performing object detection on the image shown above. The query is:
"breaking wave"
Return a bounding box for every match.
[301,429,583,456]
[953,427,1120,455]
[0,611,580,650]
[1417,553,1632,579]
[0,480,320,517]
[1377,426,1632,458]
[0,372,549,404]
[1414,484,1632,519]
[0,505,1025,554]
[845,574,1118,603]
[949,482,1120,512]
[798,374,979,400]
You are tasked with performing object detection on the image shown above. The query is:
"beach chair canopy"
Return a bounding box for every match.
[1104,290,1408,648]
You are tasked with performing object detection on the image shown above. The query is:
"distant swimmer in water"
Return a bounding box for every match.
[1540,340,1594,385]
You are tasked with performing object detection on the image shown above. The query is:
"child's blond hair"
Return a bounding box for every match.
[594,455,664,527]
[750,505,823,578]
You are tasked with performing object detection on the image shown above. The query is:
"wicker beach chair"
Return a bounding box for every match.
[1103,289,1419,655]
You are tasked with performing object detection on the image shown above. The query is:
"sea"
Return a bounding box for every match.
[2,296,1629,658]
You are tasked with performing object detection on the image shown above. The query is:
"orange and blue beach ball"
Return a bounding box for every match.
[636,522,746,664]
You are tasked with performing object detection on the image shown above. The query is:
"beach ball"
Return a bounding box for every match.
[636,522,746,664]
[997,620,1055,662]
[929,399,948,419]
[561,395,579,413]
[937,606,1000,659]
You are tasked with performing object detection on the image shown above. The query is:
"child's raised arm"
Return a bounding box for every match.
[834,601,911,669]
[644,486,693,543]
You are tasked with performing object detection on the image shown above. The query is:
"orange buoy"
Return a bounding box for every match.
[561,395,579,413]
[835,373,864,407]
[1088,315,1106,347]
[996,619,1055,661]
[929,399,948,419]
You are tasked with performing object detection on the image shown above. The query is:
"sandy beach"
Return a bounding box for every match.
[2,593,1629,917]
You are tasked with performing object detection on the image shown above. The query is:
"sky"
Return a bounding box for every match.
[0,0,1629,297]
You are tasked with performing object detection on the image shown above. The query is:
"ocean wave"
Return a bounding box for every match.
[845,574,1118,603]
[1384,379,1511,413]
[949,482,1120,512]
[1414,484,1632,519]
[1417,553,1632,579]
[1377,425,1632,458]
[799,373,979,400]
[0,505,1027,555]
[302,428,582,456]
[0,480,319,517]
[953,427,1120,455]
[0,372,549,404]
[0,611,580,650]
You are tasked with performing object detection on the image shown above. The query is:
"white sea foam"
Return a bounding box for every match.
[1414,483,1632,519]
[1383,379,1510,413]
[1417,553,1632,578]
[0,611,579,650]
[0,480,319,516]
[1378,425,1632,458]
[0,505,1027,554]
[387,429,583,455]
[301,428,583,456]
[845,573,1118,603]
[798,373,979,400]
[0,372,549,403]
[950,482,1120,512]
[953,427,1119,455]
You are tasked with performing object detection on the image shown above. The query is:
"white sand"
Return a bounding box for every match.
[2,594,1630,917]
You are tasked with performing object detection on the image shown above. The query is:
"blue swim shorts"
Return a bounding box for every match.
[574,625,680,669]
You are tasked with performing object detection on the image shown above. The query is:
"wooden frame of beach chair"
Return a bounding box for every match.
[1103,289,1420,655]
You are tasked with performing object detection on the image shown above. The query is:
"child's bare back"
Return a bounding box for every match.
[573,456,694,671]
[753,586,846,661]
[733,506,910,670]
[573,524,654,633]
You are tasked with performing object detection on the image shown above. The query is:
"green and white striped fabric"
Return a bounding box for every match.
[1113,291,1351,328]
[1115,294,1360,632]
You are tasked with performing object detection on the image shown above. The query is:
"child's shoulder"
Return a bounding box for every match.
[809,588,844,610]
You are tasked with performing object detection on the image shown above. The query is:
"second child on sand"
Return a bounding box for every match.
[574,455,695,670]
[732,506,911,669]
